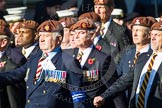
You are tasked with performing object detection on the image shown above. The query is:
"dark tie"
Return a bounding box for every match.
[137,53,157,108]
[134,51,140,64]
[35,53,48,82]
[77,52,83,62]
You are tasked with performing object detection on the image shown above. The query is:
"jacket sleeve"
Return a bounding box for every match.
[0,62,27,86]
[100,71,134,102]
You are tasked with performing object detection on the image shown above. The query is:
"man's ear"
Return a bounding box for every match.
[34,32,39,41]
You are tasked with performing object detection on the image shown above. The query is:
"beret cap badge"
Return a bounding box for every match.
[81,22,87,29]
[98,0,105,4]
[44,25,50,31]
[135,19,140,25]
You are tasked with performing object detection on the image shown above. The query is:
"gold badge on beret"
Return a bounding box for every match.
[135,19,140,25]
[98,0,105,4]
[44,25,50,31]
[61,22,66,27]
[81,22,87,29]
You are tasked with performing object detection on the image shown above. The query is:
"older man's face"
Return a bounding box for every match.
[151,30,162,51]
[94,5,113,23]
[39,32,61,53]
[132,25,150,45]
[74,29,95,48]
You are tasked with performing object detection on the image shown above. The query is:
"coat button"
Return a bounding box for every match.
[26,86,29,89]
[43,90,46,94]
[27,99,30,103]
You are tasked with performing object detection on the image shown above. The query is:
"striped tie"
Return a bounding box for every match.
[137,53,157,108]
[100,23,105,36]
[134,51,140,64]
[77,52,83,62]
[35,53,48,82]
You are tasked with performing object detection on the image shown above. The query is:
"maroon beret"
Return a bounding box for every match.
[70,19,96,30]
[151,22,162,31]
[93,0,114,6]
[131,17,157,28]
[37,20,63,32]
[79,12,101,22]
[0,19,7,27]
[59,17,77,28]
[20,20,38,30]
[0,26,11,38]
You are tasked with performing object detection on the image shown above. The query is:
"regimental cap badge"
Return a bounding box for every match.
[80,22,92,29]
[81,22,87,29]
[61,22,66,28]
[44,25,50,31]
[98,0,105,4]
[135,19,140,25]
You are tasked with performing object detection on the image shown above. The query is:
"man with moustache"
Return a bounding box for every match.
[93,17,160,108]
[93,0,131,64]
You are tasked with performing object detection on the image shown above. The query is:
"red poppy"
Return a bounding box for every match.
[0,61,6,68]
[96,45,102,51]
[88,58,95,65]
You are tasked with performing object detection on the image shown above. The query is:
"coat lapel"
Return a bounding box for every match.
[27,53,42,97]
[27,50,62,97]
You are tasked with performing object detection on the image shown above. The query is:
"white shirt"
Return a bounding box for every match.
[22,43,38,58]
[78,45,93,68]
[135,51,162,108]
[135,44,150,56]
[0,51,5,58]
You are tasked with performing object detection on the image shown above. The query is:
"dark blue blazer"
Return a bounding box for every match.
[0,49,85,108]
[73,47,117,108]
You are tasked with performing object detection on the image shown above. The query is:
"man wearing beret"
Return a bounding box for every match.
[0,25,26,108]
[71,18,117,108]
[78,12,111,56]
[93,18,162,108]
[0,20,87,108]
[16,20,40,60]
[93,0,131,64]
[79,11,129,108]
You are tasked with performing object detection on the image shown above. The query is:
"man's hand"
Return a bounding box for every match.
[93,96,105,107]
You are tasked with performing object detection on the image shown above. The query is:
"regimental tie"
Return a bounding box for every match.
[77,52,84,62]
[100,23,105,36]
[134,51,140,64]
[137,53,157,108]
[35,53,48,83]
